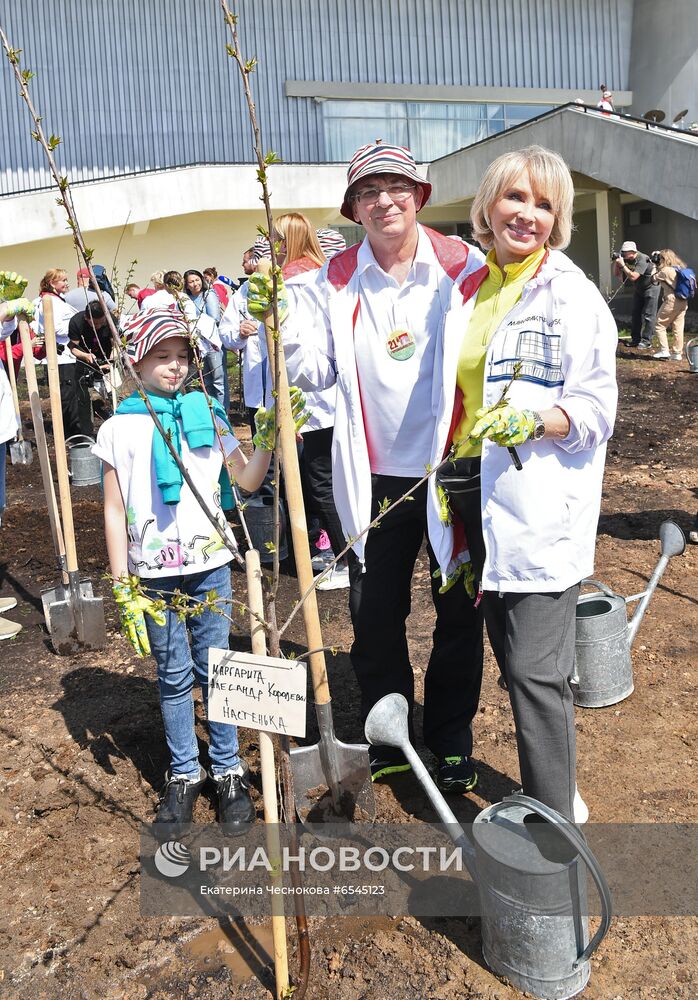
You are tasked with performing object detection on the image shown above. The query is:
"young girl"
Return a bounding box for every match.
[95,308,304,834]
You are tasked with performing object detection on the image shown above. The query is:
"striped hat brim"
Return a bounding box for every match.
[123,307,190,363]
[340,142,432,220]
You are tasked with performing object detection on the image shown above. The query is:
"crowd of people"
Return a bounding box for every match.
[0,140,696,837]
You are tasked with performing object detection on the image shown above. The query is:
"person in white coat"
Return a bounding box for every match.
[433,146,618,821]
[248,142,487,791]
[0,273,37,639]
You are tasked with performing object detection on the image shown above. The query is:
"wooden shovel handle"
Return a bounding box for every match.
[257,261,330,706]
[43,297,79,575]
[18,320,67,580]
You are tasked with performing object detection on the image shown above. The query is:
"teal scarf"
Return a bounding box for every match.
[116,390,235,509]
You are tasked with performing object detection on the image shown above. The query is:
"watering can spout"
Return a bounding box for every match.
[627,520,686,648]
[659,520,686,559]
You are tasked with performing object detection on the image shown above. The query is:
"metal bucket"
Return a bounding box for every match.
[686,337,698,373]
[243,494,288,563]
[572,582,634,707]
[65,435,102,487]
[473,799,611,1000]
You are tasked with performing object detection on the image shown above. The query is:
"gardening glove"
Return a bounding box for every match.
[432,561,476,599]
[253,386,309,451]
[0,271,28,301]
[246,270,289,325]
[112,577,167,658]
[469,403,535,447]
[436,484,452,525]
[2,297,35,321]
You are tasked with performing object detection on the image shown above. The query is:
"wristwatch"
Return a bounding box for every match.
[530,411,546,441]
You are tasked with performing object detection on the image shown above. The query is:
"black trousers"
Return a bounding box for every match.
[439,460,579,818]
[630,289,660,345]
[348,475,483,758]
[301,427,346,559]
[58,365,83,440]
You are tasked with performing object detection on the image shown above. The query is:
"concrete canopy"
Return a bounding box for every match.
[427,104,698,222]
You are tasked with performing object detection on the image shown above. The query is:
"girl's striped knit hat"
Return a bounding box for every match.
[122,307,189,363]
[340,141,432,220]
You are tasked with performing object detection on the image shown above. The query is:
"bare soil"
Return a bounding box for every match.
[0,345,697,999]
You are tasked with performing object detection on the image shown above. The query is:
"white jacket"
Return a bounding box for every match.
[221,265,337,429]
[283,226,486,562]
[1,319,19,445]
[427,250,618,593]
[219,284,265,409]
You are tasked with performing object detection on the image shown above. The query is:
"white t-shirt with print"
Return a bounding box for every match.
[94,412,240,579]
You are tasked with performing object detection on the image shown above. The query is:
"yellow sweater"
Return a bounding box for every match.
[452,246,546,458]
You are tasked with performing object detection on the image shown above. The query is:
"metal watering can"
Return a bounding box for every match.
[65,435,102,487]
[572,520,686,708]
[686,337,698,373]
[365,694,612,1000]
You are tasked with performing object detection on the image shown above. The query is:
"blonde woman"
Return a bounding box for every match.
[651,249,690,360]
[272,214,350,588]
[273,212,325,270]
[33,268,83,436]
[431,146,618,822]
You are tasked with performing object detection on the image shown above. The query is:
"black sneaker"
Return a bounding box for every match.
[369,745,411,781]
[212,769,256,835]
[435,755,478,794]
[155,768,207,834]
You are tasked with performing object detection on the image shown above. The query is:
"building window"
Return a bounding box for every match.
[321,100,552,161]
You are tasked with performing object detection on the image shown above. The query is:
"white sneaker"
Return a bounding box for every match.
[311,549,334,573]
[0,616,22,641]
[0,596,18,614]
[670,352,682,361]
[316,564,351,591]
[573,787,589,824]
[652,350,670,360]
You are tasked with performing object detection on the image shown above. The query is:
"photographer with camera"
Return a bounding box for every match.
[649,249,691,360]
[613,241,660,348]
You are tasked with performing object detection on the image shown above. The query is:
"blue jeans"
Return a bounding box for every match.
[0,440,6,516]
[203,350,226,407]
[144,563,240,779]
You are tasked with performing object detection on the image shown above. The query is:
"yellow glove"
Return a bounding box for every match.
[433,561,476,599]
[0,271,28,301]
[247,270,289,325]
[112,577,166,657]
[253,386,309,451]
[469,403,535,447]
[2,297,36,321]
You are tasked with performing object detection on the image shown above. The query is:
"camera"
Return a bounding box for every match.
[650,250,662,265]
[610,250,621,261]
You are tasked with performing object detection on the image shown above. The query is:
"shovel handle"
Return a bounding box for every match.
[43,298,79,576]
[18,320,68,582]
[244,549,290,997]
[257,260,330,706]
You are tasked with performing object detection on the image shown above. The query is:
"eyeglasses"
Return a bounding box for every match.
[352,183,416,205]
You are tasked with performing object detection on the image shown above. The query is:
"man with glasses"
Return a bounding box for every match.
[249,142,486,792]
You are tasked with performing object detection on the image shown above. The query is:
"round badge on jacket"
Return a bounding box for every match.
[386,328,416,361]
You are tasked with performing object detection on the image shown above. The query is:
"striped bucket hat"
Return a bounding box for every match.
[123,307,190,363]
[316,228,347,258]
[340,141,432,220]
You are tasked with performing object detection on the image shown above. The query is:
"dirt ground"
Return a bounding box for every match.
[0,344,696,999]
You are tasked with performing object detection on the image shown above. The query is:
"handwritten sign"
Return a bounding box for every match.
[208,649,307,737]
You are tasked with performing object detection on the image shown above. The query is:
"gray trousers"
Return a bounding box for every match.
[483,586,580,821]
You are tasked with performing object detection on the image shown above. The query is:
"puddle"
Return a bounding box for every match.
[183,919,275,982]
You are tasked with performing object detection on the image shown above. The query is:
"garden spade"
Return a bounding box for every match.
[4,338,32,465]
[42,297,106,654]
[256,260,375,825]
[17,320,70,627]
